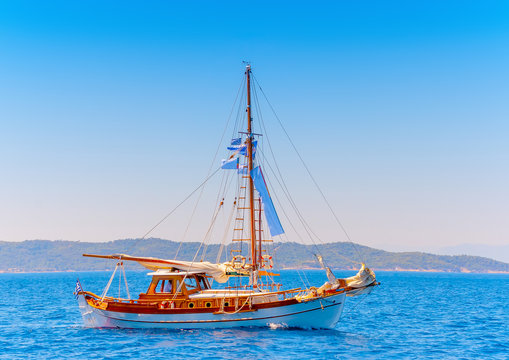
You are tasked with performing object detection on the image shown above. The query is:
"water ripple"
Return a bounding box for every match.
[0,271,507,359]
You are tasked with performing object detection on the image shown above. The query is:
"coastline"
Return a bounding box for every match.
[283,267,509,274]
[2,268,508,274]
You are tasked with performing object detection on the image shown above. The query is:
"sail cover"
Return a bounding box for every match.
[82,254,248,283]
[250,166,284,236]
[344,263,376,288]
[137,258,238,283]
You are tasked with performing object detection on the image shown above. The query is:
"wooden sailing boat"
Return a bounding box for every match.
[76,65,378,329]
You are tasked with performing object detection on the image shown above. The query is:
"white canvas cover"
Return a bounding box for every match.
[82,254,250,283]
[138,258,246,283]
[315,259,377,297]
[344,263,376,288]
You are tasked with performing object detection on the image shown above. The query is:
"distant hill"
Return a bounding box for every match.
[438,243,509,264]
[0,238,508,273]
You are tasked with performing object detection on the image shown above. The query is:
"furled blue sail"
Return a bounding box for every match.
[250,166,284,237]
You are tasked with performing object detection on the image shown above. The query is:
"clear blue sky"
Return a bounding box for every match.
[0,1,508,255]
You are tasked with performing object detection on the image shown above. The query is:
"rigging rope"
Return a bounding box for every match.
[250,85,312,289]
[341,292,371,319]
[216,198,237,263]
[124,75,245,258]
[175,77,245,259]
[139,167,221,240]
[200,199,225,261]
[259,152,361,266]
[252,74,366,264]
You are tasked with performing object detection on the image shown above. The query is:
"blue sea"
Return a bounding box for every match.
[0,270,507,359]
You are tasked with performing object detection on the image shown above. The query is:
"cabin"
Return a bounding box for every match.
[139,270,211,300]
[82,263,284,312]
[133,269,280,310]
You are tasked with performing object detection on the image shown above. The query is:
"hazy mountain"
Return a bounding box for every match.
[1,238,508,273]
[438,244,509,264]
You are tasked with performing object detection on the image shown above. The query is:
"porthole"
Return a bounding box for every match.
[224,301,229,307]
[188,302,195,309]
[205,302,212,308]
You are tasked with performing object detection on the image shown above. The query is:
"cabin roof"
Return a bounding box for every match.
[147,269,205,276]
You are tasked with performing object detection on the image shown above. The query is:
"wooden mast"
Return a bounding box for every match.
[246,64,258,272]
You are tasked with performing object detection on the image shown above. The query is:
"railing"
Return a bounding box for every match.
[80,287,306,304]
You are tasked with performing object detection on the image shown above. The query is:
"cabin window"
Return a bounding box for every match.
[157,280,172,293]
[184,276,198,290]
[155,279,181,294]
[198,276,210,290]
[163,280,173,293]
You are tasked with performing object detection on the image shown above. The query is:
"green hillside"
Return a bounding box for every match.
[0,238,507,273]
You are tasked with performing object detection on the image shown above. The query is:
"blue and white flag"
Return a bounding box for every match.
[231,138,242,146]
[221,157,239,170]
[227,144,242,151]
[238,140,257,156]
[227,139,244,151]
[228,140,257,155]
[74,279,83,299]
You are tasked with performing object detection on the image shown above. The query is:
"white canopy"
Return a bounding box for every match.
[83,253,250,283]
[344,263,376,288]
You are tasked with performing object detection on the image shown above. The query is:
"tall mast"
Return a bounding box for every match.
[246,64,257,272]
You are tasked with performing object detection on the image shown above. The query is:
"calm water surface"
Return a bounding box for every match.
[0,270,507,359]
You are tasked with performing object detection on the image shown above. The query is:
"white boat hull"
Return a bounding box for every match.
[78,292,346,329]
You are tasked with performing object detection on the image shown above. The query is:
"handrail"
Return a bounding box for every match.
[81,291,158,304]
[80,287,306,304]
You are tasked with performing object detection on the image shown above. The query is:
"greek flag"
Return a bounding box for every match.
[74,279,83,299]
[227,144,242,151]
[231,138,242,146]
[227,140,257,156]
